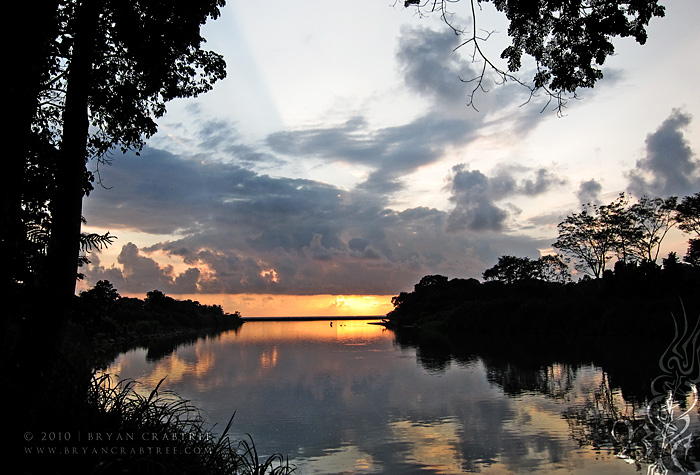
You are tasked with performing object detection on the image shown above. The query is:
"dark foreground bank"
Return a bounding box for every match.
[382,261,700,343]
[2,282,299,475]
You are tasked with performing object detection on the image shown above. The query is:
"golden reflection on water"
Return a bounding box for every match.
[260,346,278,368]
[390,418,463,474]
[299,445,380,474]
[218,319,389,344]
[106,340,219,389]
[106,320,389,390]
[103,322,654,474]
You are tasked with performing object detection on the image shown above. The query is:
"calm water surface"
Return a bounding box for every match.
[105,320,696,474]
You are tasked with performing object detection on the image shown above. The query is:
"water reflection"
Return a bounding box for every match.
[564,309,700,474]
[104,320,690,474]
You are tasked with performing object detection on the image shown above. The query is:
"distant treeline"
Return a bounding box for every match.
[72,280,244,338]
[385,259,700,341]
[386,192,700,340]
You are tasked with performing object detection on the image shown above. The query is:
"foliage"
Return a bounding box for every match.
[677,192,700,237]
[602,192,640,264]
[390,191,700,335]
[628,195,678,263]
[15,370,294,475]
[553,202,616,278]
[404,0,665,112]
[79,230,117,252]
[553,193,691,277]
[483,254,571,284]
[37,0,227,160]
[482,255,533,283]
[386,259,700,339]
[75,280,243,336]
[685,239,700,267]
[7,0,228,330]
[538,254,572,284]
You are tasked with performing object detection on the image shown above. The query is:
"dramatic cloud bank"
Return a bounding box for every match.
[82,105,698,298]
[445,164,567,232]
[82,143,556,295]
[628,108,700,197]
[78,1,700,306]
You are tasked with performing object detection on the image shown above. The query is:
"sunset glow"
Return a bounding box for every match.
[115,292,394,318]
[78,0,699,316]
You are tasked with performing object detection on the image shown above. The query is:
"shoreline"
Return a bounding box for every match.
[241,316,383,322]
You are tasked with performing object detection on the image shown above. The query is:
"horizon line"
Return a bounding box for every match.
[241,315,385,322]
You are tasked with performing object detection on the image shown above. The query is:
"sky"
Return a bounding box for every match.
[80,0,700,317]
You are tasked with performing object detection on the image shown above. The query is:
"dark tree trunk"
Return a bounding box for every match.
[2,0,60,303]
[41,0,100,347]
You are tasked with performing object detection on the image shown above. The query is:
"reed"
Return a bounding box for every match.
[20,370,295,475]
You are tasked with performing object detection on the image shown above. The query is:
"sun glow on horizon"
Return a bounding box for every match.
[113,292,394,318]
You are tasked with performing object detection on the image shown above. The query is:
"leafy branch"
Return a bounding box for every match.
[403,0,665,116]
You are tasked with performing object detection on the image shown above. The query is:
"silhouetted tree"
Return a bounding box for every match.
[404,0,665,112]
[482,255,533,283]
[553,203,616,278]
[77,279,120,324]
[677,192,700,237]
[603,193,641,264]
[537,254,572,284]
[628,195,677,264]
[3,1,62,302]
[676,193,700,267]
[483,254,571,284]
[414,274,449,292]
[685,240,700,267]
[12,0,227,349]
[80,279,120,304]
[553,194,680,278]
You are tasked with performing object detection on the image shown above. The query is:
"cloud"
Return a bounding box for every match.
[265,25,552,194]
[627,108,700,197]
[395,25,476,108]
[152,115,284,169]
[446,167,509,232]
[84,243,202,294]
[257,24,558,195]
[520,168,568,196]
[82,145,547,294]
[445,164,568,232]
[81,253,127,290]
[267,112,481,193]
[576,179,603,205]
[118,242,204,293]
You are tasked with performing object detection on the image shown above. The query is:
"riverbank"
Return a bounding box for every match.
[4,283,294,475]
[383,263,700,342]
[64,282,246,368]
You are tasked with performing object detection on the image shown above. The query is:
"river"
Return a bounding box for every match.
[104,319,700,474]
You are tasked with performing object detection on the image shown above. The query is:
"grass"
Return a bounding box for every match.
[17,370,295,475]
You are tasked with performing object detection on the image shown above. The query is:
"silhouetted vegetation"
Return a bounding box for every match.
[64,280,245,366]
[387,258,700,339]
[2,280,244,371]
[4,278,291,475]
[12,371,294,475]
[404,0,665,112]
[0,1,688,472]
[386,192,700,340]
[4,0,228,361]
[74,281,244,339]
[1,3,292,472]
[482,254,571,284]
